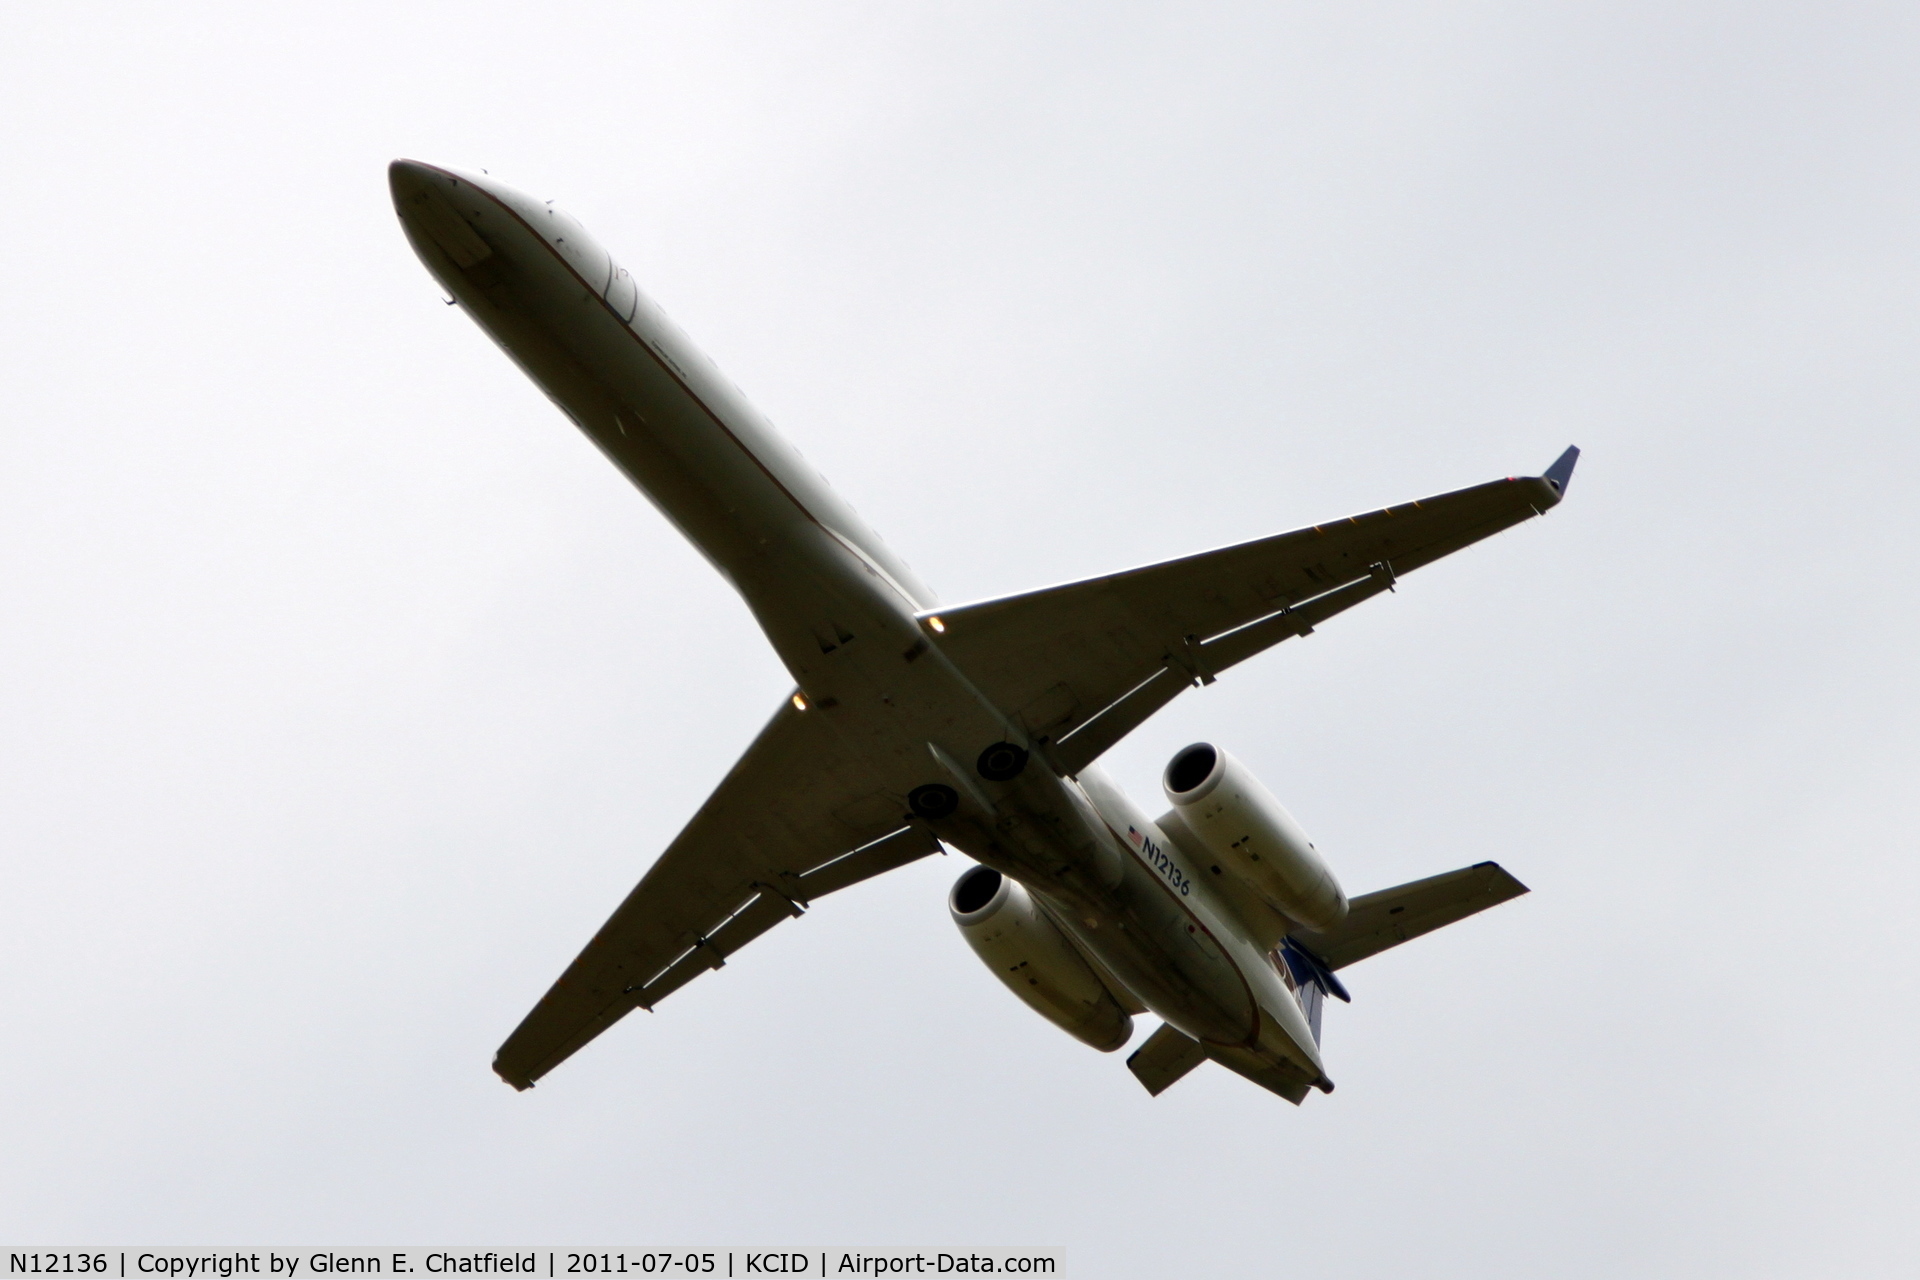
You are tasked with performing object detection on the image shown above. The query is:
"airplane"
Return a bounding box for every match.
[389,158,1577,1103]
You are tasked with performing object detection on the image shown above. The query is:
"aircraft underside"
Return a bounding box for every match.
[389,157,1566,1104]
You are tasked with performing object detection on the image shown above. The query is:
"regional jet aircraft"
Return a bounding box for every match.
[391,159,1576,1102]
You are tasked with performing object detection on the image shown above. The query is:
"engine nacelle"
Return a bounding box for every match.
[1161,743,1349,931]
[949,865,1134,1052]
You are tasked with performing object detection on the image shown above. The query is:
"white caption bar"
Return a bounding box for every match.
[4,1252,1064,1279]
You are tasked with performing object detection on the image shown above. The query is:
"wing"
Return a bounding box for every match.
[928,449,1578,774]
[492,697,938,1089]
[1289,861,1530,972]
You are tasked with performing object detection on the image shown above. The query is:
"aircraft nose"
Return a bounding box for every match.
[390,159,498,273]
[388,157,450,208]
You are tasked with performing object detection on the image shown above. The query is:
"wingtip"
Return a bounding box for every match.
[493,1058,535,1092]
[1540,445,1580,500]
[1471,860,1531,897]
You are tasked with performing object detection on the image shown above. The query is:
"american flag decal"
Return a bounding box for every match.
[1128,825,1143,846]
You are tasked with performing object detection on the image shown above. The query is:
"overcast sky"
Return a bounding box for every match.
[3,1,1917,1274]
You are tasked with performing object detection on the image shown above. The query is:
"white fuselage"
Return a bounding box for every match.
[391,161,1326,1087]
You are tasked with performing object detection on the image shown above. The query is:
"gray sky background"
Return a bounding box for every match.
[3,2,1916,1274]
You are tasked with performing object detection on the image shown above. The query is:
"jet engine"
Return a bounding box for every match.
[1160,743,1349,931]
[949,865,1134,1052]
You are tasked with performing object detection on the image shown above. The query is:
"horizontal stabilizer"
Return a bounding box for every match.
[1203,1042,1321,1105]
[1126,1022,1209,1097]
[1289,861,1528,972]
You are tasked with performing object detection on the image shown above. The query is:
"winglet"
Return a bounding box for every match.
[1541,445,1580,500]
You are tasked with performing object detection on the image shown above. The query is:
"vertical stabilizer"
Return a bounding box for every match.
[1277,939,1350,1045]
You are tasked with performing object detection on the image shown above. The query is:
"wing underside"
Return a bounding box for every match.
[928,453,1576,774]
[492,698,938,1089]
